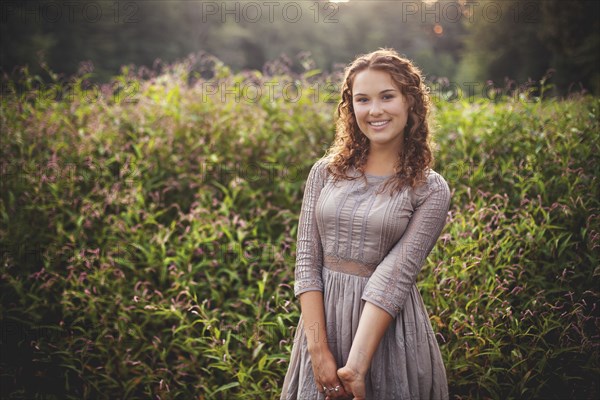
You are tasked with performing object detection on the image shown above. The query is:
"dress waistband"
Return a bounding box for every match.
[323,255,377,277]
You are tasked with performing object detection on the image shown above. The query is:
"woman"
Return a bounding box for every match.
[281,48,451,400]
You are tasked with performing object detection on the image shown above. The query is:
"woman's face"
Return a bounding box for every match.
[351,69,410,152]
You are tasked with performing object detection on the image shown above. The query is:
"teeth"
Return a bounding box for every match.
[369,120,389,126]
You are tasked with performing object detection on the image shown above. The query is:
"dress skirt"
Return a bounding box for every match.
[280,266,449,400]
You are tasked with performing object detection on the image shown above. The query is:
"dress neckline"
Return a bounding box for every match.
[352,165,393,179]
[364,172,393,179]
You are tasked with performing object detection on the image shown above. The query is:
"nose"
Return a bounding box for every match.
[369,100,383,116]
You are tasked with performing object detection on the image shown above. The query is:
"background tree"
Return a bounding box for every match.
[1,0,597,95]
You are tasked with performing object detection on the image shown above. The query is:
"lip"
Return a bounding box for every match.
[368,120,391,130]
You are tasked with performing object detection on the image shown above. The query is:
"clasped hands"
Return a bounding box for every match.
[311,349,367,400]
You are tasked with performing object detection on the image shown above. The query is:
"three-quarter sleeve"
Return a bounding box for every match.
[293,157,328,298]
[362,172,451,317]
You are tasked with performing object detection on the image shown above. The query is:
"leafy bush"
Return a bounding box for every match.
[1,56,598,399]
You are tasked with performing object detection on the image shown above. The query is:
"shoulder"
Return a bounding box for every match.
[412,168,451,207]
[425,169,450,194]
[316,154,334,168]
[310,155,333,176]
[306,155,333,184]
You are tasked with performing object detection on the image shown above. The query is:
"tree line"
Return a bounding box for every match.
[1,0,598,95]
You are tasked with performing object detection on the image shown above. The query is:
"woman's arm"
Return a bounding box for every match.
[361,172,451,318]
[345,302,393,373]
[299,291,330,352]
[300,291,351,399]
[337,303,392,400]
[294,157,329,344]
[294,157,328,297]
[339,173,451,398]
[294,158,350,398]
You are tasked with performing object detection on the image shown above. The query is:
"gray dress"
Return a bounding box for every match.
[281,156,451,400]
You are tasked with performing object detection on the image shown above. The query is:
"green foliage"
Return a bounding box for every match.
[5,0,599,95]
[1,59,598,399]
[457,0,600,95]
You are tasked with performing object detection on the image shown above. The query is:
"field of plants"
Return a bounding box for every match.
[1,55,599,399]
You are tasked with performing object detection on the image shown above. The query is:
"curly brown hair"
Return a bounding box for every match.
[324,48,434,196]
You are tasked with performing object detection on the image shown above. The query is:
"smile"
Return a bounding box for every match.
[369,120,390,127]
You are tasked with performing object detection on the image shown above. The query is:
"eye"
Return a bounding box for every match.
[355,97,368,103]
[382,94,394,100]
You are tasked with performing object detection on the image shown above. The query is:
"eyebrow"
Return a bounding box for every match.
[353,89,397,97]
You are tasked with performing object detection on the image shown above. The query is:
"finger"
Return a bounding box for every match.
[341,381,352,396]
[337,374,352,394]
[316,382,326,394]
[327,385,340,398]
[323,385,337,399]
[331,384,347,399]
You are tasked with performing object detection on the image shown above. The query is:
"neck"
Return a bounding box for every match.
[367,142,402,165]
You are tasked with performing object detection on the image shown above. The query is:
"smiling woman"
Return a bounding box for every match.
[280,48,451,400]
[351,69,411,169]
